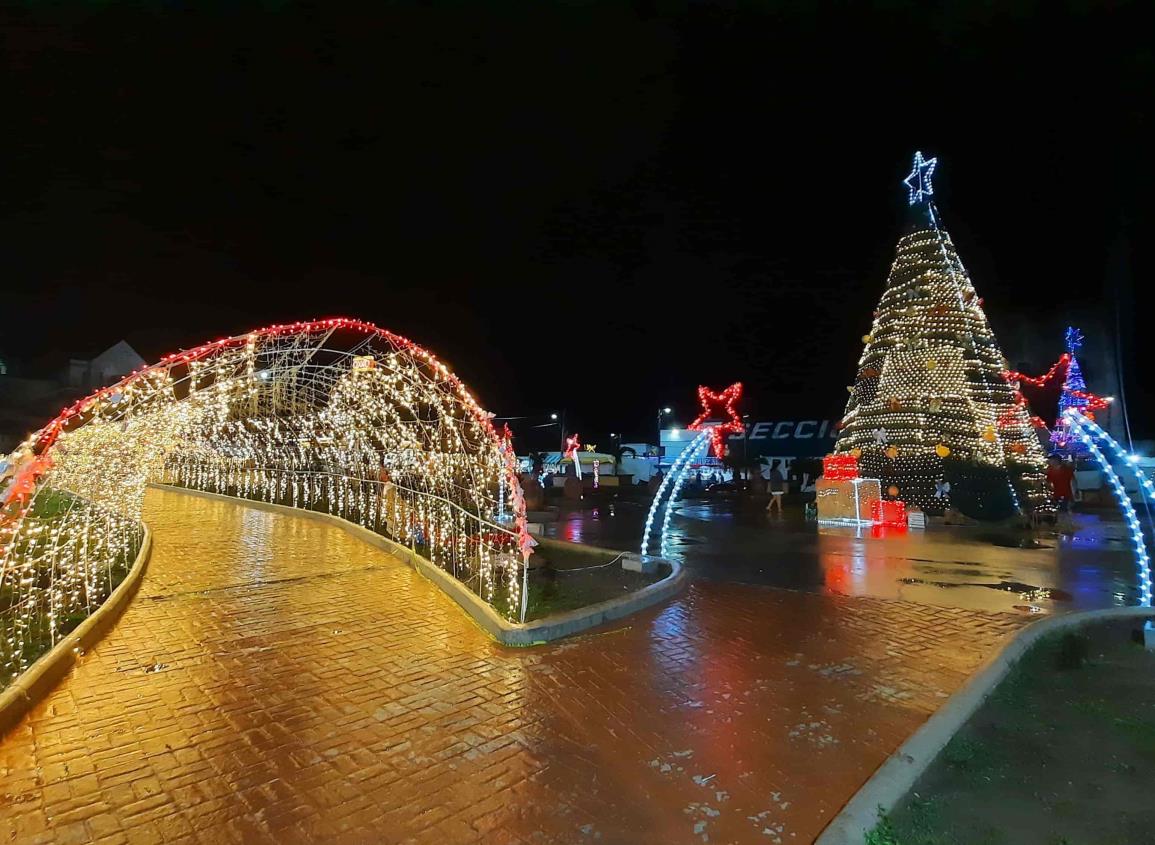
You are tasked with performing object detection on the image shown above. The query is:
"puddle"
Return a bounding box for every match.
[982,536,1053,550]
[898,578,1072,601]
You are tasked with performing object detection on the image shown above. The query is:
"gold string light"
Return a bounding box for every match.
[0,319,532,682]
[834,158,1051,515]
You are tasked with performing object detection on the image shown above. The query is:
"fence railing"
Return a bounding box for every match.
[161,463,527,621]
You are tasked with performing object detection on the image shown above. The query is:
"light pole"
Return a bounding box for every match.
[552,410,567,452]
[742,413,751,483]
[657,406,672,467]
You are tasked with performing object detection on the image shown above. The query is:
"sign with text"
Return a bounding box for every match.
[728,419,839,458]
[662,418,840,461]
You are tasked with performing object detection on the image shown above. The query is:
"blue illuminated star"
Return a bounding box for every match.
[903,151,937,205]
[1065,326,1084,354]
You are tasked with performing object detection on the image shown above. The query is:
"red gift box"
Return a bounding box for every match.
[870,498,907,527]
[823,454,859,481]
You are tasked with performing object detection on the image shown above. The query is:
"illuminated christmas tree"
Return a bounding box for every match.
[1001,326,1112,457]
[1051,327,1094,454]
[833,152,1052,517]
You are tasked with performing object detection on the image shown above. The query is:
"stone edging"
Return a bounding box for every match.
[151,484,687,646]
[815,605,1155,845]
[0,526,153,739]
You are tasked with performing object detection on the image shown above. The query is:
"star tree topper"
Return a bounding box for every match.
[1065,326,1084,354]
[903,150,937,205]
[688,382,744,459]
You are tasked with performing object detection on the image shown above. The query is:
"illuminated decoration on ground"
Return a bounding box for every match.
[641,430,711,558]
[870,499,908,528]
[1063,410,1152,607]
[564,433,582,480]
[688,383,744,459]
[1001,327,1113,455]
[816,455,887,527]
[0,318,532,683]
[834,153,1052,516]
[641,383,745,556]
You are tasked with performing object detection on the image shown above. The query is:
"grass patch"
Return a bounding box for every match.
[880,618,1155,844]
[488,558,666,621]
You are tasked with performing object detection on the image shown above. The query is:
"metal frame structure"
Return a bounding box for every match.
[0,318,531,683]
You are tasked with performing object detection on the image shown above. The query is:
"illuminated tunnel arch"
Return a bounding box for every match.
[0,318,532,681]
[1064,409,1152,607]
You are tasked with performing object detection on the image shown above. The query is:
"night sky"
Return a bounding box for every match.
[3,1,1152,447]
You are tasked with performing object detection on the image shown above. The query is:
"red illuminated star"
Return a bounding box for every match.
[688,382,744,459]
[563,433,581,460]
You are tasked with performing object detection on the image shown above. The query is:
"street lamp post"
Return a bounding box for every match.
[552,410,566,451]
[657,406,672,467]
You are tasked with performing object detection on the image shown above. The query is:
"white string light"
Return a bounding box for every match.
[1064,409,1153,607]
[641,429,710,558]
[0,319,533,681]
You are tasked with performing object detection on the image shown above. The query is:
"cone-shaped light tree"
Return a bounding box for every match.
[833,153,1052,517]
[1051,327,1093,455]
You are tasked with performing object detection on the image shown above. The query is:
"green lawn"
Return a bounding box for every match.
[870,619,1155,845]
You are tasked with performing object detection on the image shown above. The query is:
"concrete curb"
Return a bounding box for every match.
[815,605,1155,845]
[152,484,687,646]
[0,526,153,739]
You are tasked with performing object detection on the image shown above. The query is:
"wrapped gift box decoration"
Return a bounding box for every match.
[822,454,860,481]
[870,498,908,528]
[816,477,881,523]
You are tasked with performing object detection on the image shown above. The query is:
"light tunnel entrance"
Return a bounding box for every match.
[0,318,532,683]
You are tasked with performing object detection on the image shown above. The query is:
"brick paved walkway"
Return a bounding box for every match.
[0,489,1029,844]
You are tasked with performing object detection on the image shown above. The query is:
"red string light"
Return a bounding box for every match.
[563,433,581,460]
[1002,353,1069,388]
[31,317,502,455]
[688,383,744,459]
[1000,353,1110,430]
[822,454,860,481]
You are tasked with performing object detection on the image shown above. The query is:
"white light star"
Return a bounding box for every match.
[903,151,937,205]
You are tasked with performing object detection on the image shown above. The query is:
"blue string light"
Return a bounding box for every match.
[903,151,937,206]
[1064,409,1153,607]
[1053,327,1091,455]
[641,429,711,557]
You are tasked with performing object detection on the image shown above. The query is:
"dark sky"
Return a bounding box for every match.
[3,0,1152,447]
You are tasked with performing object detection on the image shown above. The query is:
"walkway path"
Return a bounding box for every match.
[1,489,1029,844]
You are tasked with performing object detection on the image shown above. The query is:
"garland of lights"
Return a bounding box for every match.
[1063,409,1152,607]
[1001,327,1113,455]
[0,318,531,684]
[833,153,1052,515]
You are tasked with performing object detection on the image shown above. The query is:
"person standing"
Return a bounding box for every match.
[766,460,785,516]
[1045,454,1077,527]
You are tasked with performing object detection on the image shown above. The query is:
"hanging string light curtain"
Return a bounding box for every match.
[0,318,532,684]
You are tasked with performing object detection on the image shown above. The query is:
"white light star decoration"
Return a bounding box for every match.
[903,150,937,206]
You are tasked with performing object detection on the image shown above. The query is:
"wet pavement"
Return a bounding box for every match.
[1,489,1047,843]
[546,498,1143,615]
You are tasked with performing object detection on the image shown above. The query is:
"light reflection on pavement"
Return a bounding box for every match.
[0,489,1127,844]
[544,499,1141,615]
